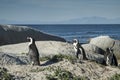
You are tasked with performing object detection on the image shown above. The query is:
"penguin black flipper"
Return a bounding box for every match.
[78,43,88,60]
[112,54,118,66]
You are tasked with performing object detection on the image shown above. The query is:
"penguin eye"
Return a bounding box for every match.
[27,39,30,42]
[73,40,76,43]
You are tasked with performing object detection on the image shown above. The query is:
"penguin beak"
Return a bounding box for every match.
[72,40,75,44]
[27,37,31,42]
[27,37,30,40]
[72,39,77,44]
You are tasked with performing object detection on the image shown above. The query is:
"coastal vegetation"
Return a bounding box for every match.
[110,73,120,80]
[0,67,13,80]
[40,54,77,63]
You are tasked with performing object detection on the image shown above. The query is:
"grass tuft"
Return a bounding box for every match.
[46,66,87,80]
[110,73,120,80]
[40,54,77,64]
[0,67,13,80]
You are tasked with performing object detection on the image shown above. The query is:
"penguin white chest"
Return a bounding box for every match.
[73,42,78,52]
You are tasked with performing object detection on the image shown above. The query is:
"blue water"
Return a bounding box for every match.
[20,24,120,43]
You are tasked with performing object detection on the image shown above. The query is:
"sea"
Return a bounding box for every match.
[19,24,120,43]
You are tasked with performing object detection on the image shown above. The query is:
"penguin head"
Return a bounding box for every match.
[73,39,79,44]
[106,48,113,54]
[27,37,35,44]
[72,39,79,47]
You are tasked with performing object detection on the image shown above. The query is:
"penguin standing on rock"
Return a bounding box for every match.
[104,48,118,66]
[73,39,88,60]
[27,37,40,65]
[104,41,118,66]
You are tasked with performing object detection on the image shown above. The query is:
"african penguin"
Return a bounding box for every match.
[27,37,40,65]
[104,48,118,66]
[73,39,88,60]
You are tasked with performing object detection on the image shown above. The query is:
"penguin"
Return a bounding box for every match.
[73,39,88,60]
[104,48,118,66]
[104,41,118,66]
[27,37,40,65]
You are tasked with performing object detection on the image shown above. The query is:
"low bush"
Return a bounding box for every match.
[0,67,13,80]
[46,67,86,80]
[50,54,77,63]
[110,73,120,80]
[40,54,77,63]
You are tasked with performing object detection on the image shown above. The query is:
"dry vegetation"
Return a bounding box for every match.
[0,54,120,80]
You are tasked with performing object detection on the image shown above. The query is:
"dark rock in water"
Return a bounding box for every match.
[0,52,28,65]
[0,25,65,45]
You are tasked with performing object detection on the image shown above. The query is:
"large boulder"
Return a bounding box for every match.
[90,36,120,60]
[0,41,75,56]
[82,44,105,64]
[82,43,118,65]
[82,44,105,55]
[0,25,65,45]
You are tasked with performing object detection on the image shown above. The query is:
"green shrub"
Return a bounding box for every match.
[49,54,77,63]
[110,73,120,80]
[46,67,86,80]
[50,54,64,62]
[40,54,77,64]
[0,67,13,80]
[46,74,57,80]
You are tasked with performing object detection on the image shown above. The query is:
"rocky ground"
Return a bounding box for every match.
[0,54,120,80]
[0,40,120,80]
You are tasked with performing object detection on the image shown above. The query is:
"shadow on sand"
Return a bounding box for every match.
[40,60,59,66]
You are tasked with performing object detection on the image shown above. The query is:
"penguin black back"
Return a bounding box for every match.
[27,37,40,65]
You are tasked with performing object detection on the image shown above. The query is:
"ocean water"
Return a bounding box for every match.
[21,24,120,43]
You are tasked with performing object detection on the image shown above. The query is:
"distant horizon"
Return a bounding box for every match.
[1,17,120,24]
[12,23,120,25]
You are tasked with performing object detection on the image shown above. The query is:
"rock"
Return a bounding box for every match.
[82,43,105,55]
[89,36,120,56]
[0,52,119,80]
[0,25,65,45]
[82,44,105,64]
[0,41,75,56]
[90,36,114,50]
[0,52,28,65]
[1,60,120,80]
